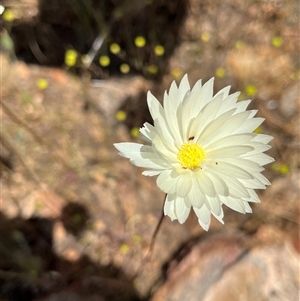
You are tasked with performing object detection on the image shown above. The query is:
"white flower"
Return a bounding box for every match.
[114,75,274,231]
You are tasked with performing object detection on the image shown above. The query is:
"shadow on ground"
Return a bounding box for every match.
[0,210,141,301]
[10,0,187,80]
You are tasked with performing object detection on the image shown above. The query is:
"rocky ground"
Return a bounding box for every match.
[1,0,299,300]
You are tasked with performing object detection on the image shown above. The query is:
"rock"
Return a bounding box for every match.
[151,230,299,301]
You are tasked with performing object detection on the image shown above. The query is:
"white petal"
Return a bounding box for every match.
[188,111,204,140]
[234,99,252,114]
[162,90,184,144]
[220,196,246,213]
[188,78,214,120]
[206,196,222,217]
[200,93,224,125]
[240,178,266,189]
[243,201,253,213]
[167,80,182,111]
[164,197,177,221]
[193,109,235,144]
[217,92,241,116]
[114,142,148,158]
[193,205,211,231]
[243,153,274,166]
[252,134,273,144]
[154,115,181,150]
[255,172,271,185]
[233,117,265,134]
[210,161,254,179]
[187,187,205,208]
[142,170,162,176]
[147,91,164,122]
[176,172,193,197]
[214,85,231,99]
[139,122,156,142]
[167,81,179,107]
[195,170,216,197]
[217,158,264,173]
[178,74,191,101]
[212,206,224,224]
[165,74,190,112]
[114,142,167,169]
[186,174,206,207]
[205,134,254,151]
[184,79,203,118]
[148,97,183,148]
[156,169,180,194]
[246,189,261,203]
[243,143,272,155]
[240,172,270,189]
[248,172,270,187]
[204,170,229,196]
[152,135,178,161]
[223,176,250,198]
[198,111,252,144]
[198,77,214,108]
[164,194,191,224]
[175,197,191,224]
[208,145,254,158]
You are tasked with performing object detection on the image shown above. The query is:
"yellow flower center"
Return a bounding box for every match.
[177,143,206,169]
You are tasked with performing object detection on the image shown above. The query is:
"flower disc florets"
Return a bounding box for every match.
[178,143,206,169]
[114,74,274,231]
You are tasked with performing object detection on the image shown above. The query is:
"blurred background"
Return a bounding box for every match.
[1,0,299,300]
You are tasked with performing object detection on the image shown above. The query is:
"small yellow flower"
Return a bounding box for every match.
[65,49,77,67]
[145,64,158,75]
[170,68,183,80]
[115,110,127,121]
[36,78,48,90]
[235,40,245,50]
[290,70,300,80]
[99,55,110,67]
[133,235,141,243]
[120,63,130,74]
[279,165,289,175]
[134,36,146,48]
[245,85,257,96]
[154,45,165,56]
[110,43,121,54]
[130,127,140,138]
[201,32,211,42]
[272,36,283,48]
[119,243,129,254]
[3,9,14,22]
[35,201,45,210]
[272,163,289,175]
[215,67,226,78]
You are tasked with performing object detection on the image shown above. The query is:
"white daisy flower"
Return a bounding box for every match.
[114,75,274,231]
